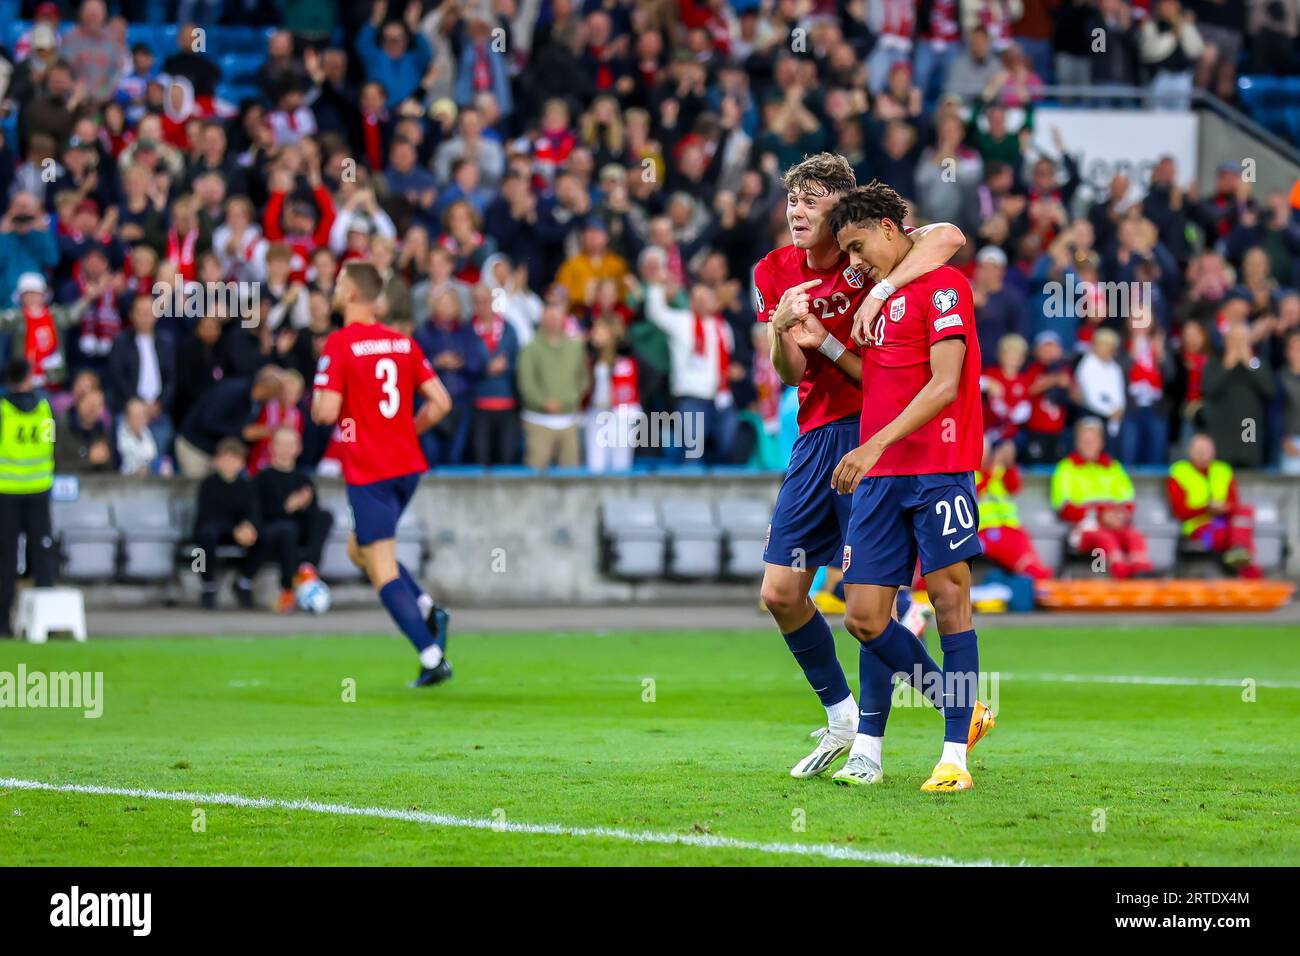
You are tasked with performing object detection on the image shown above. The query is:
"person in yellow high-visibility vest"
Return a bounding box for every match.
[0,359,57,635]
[1166,433,1260,577]
[976,439,1053,580]
[1050,417,1153,578]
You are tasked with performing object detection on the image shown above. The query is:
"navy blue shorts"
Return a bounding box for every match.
[842,472,983,586]
[346,472,420,546]
[763,417,860,569]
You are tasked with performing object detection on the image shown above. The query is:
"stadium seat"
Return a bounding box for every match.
[51,500,119,581]
[598,499,666,579]
[1253,497,1287,573]
[116,499,182,581]
[219,52,263,85]
[1132,491,1181,574]
[658,498,723,579]
[715,498,770,579]
[1015,498,1067,576]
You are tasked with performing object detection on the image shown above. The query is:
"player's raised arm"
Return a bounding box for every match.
[832,338,966,494]
[851,221,965,346]
[414,376,452,434]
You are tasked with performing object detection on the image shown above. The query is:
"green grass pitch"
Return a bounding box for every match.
[1,622,1297,866]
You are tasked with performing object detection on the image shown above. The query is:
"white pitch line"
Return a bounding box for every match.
[0,778,1023,868]
[1001,673,1300,689]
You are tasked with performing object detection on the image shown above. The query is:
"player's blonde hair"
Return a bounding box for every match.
[782,153,856,198]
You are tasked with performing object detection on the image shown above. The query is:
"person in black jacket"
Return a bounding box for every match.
[193,437,260,610]
[105,293,175,452]
[162,24,222,100]
[253,427,333,613]
[176,365,282,478]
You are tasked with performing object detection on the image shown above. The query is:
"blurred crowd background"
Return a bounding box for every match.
[0,0,1298,479]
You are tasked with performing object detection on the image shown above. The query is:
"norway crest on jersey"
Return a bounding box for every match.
[842,266,864,289]
[842,544,852,572]
[889,297,906,322]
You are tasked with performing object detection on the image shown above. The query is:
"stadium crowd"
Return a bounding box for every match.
[0,0,1297,482]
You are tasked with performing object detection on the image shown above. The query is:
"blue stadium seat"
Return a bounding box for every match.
[216,83,265,107]
[219,52,263,84]
[207,26,273,54]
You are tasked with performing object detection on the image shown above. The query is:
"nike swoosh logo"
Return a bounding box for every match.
[860,711,880,716]
[949,534,974,550]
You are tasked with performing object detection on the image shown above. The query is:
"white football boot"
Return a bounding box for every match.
[790,725,854,778]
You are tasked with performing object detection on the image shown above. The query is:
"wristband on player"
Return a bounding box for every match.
[818,334,847,363]
[869,279,897,301]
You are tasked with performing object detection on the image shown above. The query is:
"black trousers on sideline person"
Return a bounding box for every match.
[260,510,334,589]
[194,521,262,585]
[0,491,56,633]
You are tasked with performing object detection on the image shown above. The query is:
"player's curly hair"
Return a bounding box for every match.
[782,152,856,197]
[827,181,909,236]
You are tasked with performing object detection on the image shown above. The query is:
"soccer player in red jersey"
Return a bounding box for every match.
[311,261,456,687]
[827,183,991,792]
[752,153,971,779]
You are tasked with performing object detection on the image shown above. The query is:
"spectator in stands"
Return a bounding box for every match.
[982,333,1034,446]
[1281,331,1300,474]
[517,302,589,470]
[1141,0,1205,109]
[0,194,58,308]
[1073,328,1127,452]
[416,288,485,466]
[105,293,174,453]
[972,245,1025,362]
[162,24,221,100]
[357,0,433,110]
[976,439,1054,581]
[469,283,520,466]
[1168,432,1261,577]
[1022,331,1073,464]
[254,427,333,614]
[555,220,628,312]
[586,314,641,474]
[176,365,283,479]
[246,370,304,476]
[1051,418,1153,579]
[1202,320,1276,468]
[116,396,167,476]
[55,384,114,473]
[62,0,126,105]
[1192,0,1246,102]
[945,25,1002,98]
[193,437,260,610]
[1087,0,1141,89]
[1119,306,1174,466]
[642,252,737,465]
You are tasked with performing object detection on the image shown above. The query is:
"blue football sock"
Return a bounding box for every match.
[862,617,944,710]
[378,578,434,654]
[398,563,427,602]
[856,642,895,736]
[940,629,979,744]
[782,611,852,708]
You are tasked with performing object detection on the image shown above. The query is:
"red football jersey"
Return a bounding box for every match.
[859,264,983,476]
[313,321,435,485]
[753,244,867,432]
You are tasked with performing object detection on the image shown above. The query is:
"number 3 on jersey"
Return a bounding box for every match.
[376,357,400,418]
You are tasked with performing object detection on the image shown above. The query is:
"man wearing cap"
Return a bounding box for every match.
[0,358,57,636]
[15,3,62,64]
[1022,330,1073,464]
[972,245,1025,363]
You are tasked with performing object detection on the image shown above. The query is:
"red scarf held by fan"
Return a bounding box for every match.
[473,312,504,353]
[693,312,730,397]
[167,228,199,281]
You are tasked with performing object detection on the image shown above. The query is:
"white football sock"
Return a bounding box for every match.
[416,593,434,618]
[419,644,444,669]
[850,733,883,766]
[941,740,967,771]
[825,694,858,733]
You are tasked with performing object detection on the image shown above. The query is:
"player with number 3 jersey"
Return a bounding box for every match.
[312,260,457,688]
